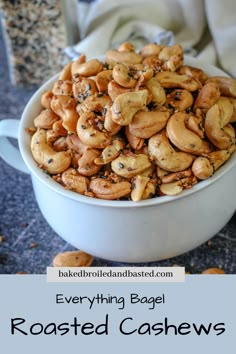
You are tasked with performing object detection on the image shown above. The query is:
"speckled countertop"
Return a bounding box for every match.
[0,18,236,274]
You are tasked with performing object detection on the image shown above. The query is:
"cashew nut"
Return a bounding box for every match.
[53,250,93,267]
[205,98,235,149]
[31,129,71,174]
[160,169,193,183]
[207,150,232,171]
[41,91,54,109]
[79,94,112,115]
[52,80,73,96]
[148,131,193,172]
[129,108,170,139]
[155,72,201,91]
[142,55,161,72]
[159,181,183,196]
[61,168,89,194]
[111,153,151,178]
[192,157,214,180]
[89,178,131,200]
[118,41,135,52]
[165,89,193,111]
[113,63,137,88]
[58,62,72,81]
[144,78,166,106]
[51,95,78,134]
[46,120,68,144]
[72,77,98,103]
[206,76,236,97]
[107,80,133,101]
[78,148,102,176]
[131,175,150,202]
[186,111,204,139]
[125,125,144,150]
[34,109,60,129]
[167,112,212,155]
[53,137,68,152]
[66,134,88,155]
[104,107,122,135]
[158,44,183,71]
[177,65,208,84]
[194,82,221,112]
[105,49,143,67]
[95,70,113,93]
[140,43,162,57]
[142,181,156,200]
[72,58,104,77]
[94,138,124,165]
[111,90,148,125]
[77,112,111,149]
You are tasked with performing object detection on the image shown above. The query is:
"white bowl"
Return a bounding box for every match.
[1,56,236,262]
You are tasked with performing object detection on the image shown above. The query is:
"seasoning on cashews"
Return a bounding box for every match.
[165,89,193,111]
[205,98,235,150]
[113,63,137,88]
[144,78,166,106]
[104,107,122,135]
[53,250,93,267]
[112,90,148,125]
[105,49,143,67]
[148,131,193,172]
[31,128,71,174]
[158,44,183,72]
[155,72,201,91]
[177,65,208,83]
[61,168,89,194]
[89,178,131,200]
[72,77,98,103]
[52,80,73,96]
[95,70,113,93]
[125,125,144,150]
[77,111,111,149]
[129,108,170,139]
[111,153,151,178]
[167,112,212,155]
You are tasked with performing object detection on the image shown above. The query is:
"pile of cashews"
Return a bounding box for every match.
[29,42,236,201]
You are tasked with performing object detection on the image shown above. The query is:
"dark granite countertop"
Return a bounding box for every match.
[0,23,236,274]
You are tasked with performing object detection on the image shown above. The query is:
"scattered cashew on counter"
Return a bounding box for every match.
[29,42,236,201]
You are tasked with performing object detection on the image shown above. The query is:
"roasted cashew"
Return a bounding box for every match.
[52,80,73,96]
[79,94,112,115]
[53,250,93,267]
[165,89,193,111]
[207,149,233,170]
[205,98,235,149]
[66,134,88,155]
[89,178,131,200]
[46,120,68,144]
[34,109,60,129]
[111,153,151,178]
[77,112,111,149]
[131,175,150,202]
[31,129,71,174]
[72,57,104,77]
[105,50,143,67]
[113,63,137,88]
[155,72,201,91]
[118,41,135,52]
[53,137,68,152]
[95,70,113,93]
[72,77,98,103]
[160,169,193,183]
[148,131,193,172]
[78,148,102,176]
[107,80,133,101]
[159,181,183,196]
[158,44,183,71]
[228,97,236,122]
[125,125,144,150]
[58,62,72,81]
[41,91,54,109]
[140,43,162,57]
[61,168,89,194]
[51,95,78,134]
[194,82,221,113]
[129,108,170,139]
[142,55,161,72]
[142,181,156,200]
[167,112,212,155]
[186,112,204,139]
[177,65,208,84]
[104,107,122,135]
[206,76,236,98]
[94,138,124,165]
[192,157,214,180]
[111,90,148,125]
[144,78,166,106]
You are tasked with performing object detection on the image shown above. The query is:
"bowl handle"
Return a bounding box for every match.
[0,119,29,174]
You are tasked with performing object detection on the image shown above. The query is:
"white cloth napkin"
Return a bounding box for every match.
[65,0,236,77]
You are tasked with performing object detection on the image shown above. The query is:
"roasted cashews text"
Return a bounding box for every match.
[29,42,236,200]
